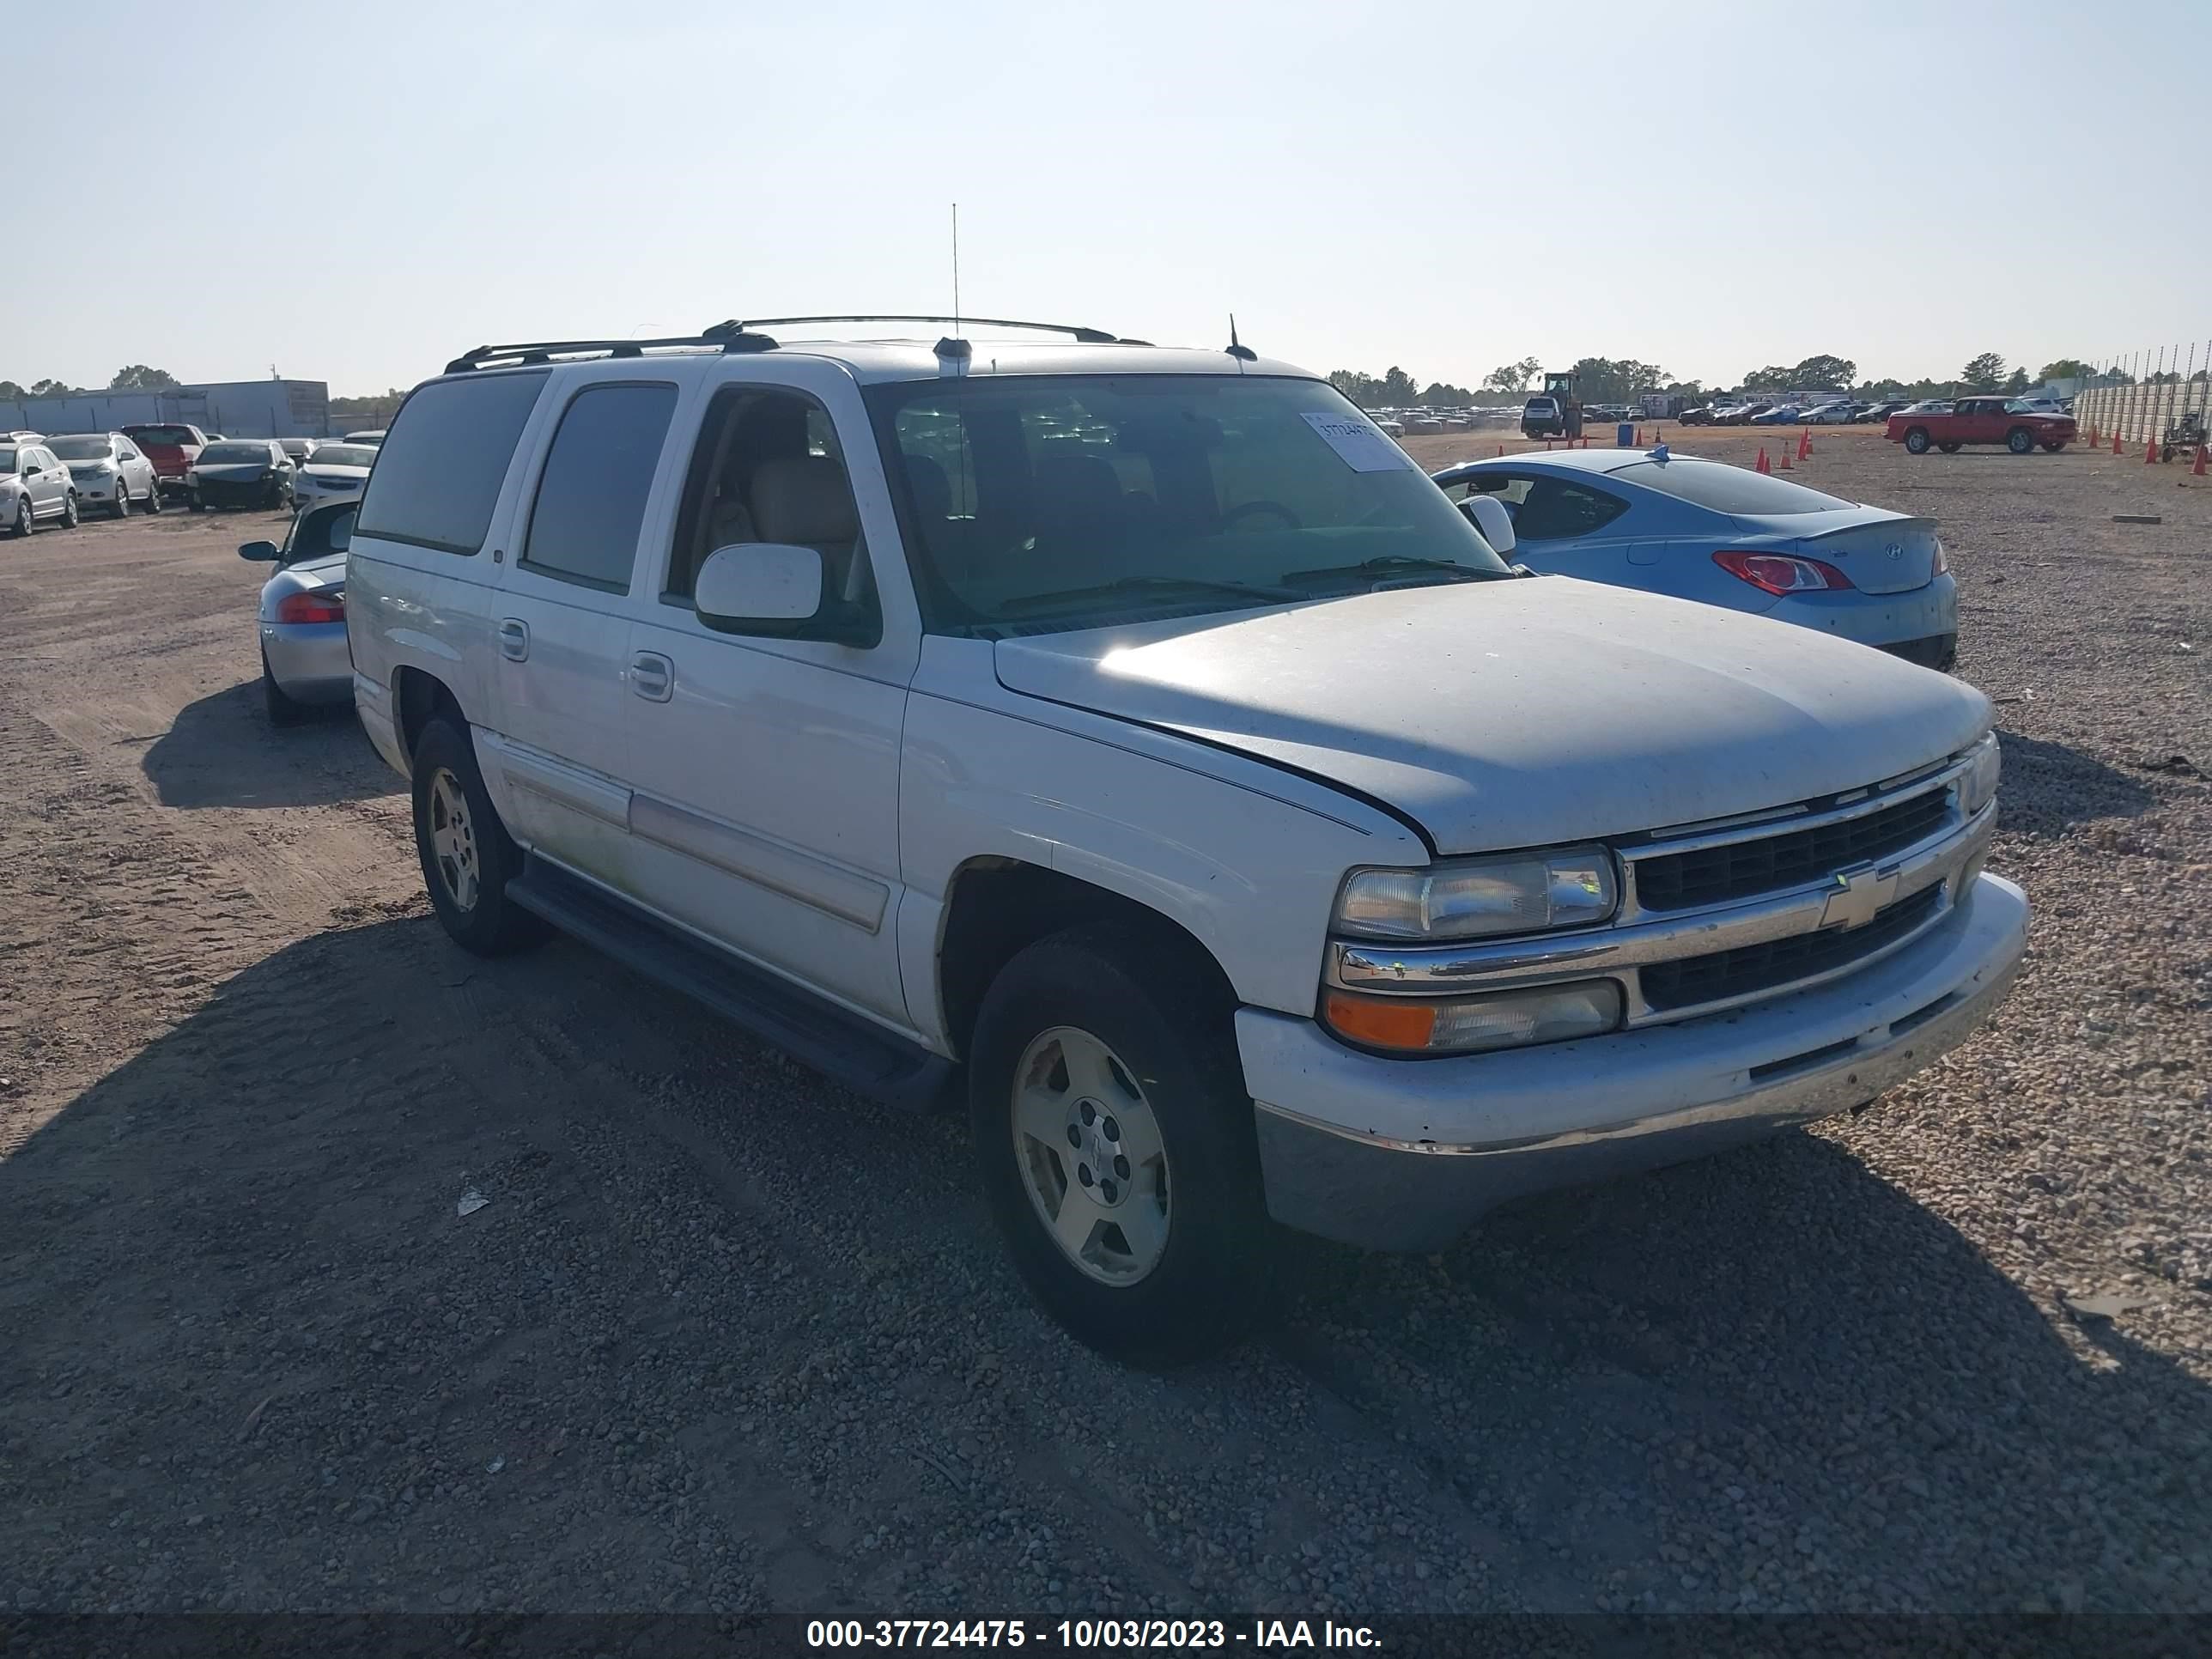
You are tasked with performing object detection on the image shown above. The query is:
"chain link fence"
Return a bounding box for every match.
[2071,341,2209,454]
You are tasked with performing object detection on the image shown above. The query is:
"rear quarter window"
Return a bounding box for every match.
[355,370,549,555]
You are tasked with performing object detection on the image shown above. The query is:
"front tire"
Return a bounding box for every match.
[1904,427,1931,454]
[9,496,30,538]
[111,482,131,520]
[969,923,1273,1363]
[409,716,547,956]
[2006,427,2034,454]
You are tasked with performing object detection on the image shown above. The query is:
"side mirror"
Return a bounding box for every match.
[1459,494,1517,556]
[238,540,282,562]
[695,542,825,626]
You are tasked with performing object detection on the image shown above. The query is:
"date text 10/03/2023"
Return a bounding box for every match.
[805,1619,1382,1650]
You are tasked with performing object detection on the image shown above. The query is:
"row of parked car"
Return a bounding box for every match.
[1684,394,2073,428]
[0,423,385,535]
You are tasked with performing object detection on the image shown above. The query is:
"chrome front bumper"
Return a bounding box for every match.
[1243,871,2028,1251]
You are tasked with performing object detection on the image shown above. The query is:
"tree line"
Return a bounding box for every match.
[0,364,408,422]
[1323,352,2140,410]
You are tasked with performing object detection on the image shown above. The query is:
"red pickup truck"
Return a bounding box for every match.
[118,422,210,499]
[1887,397,2075,456]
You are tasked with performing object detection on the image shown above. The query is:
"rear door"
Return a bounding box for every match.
[481,371,691,879]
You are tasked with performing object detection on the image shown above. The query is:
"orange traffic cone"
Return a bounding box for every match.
[1579,435,1589,448]
[1755,447,1771,474]
[2086,424,2098,448]
[1797,428,1812,460]
[1634,426,1644,446]
[2146,437,2159,465]
[1496,443,1504,457]
[1545,439,1554,451]
[2112,429,2124,456]
[2196,444,2208,477]
[1778,445,1794,470]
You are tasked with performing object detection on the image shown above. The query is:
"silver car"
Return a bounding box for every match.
[1,440,79,535]
[46,432,163,518]
[240,500,355,723]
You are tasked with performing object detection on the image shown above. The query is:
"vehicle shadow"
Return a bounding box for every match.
[141,680,396,810]
[1992,728,2157,838]
[5,911,2206,1613]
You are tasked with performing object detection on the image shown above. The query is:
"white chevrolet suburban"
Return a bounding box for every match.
[347,319,2027,1358]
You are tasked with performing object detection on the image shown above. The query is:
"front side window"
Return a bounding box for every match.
[1455,473,1632,541]
[866,374,1510,635]
[520,381,678,592]
[356,369,546,556]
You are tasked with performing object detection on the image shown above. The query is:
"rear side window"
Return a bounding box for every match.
[521,382,678,592]
[356,370,547,555]
[1609,460,1849,516]
[125,424,195,446]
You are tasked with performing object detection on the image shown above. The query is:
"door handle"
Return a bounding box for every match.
[629,650,673,702]
[497,618,529,661]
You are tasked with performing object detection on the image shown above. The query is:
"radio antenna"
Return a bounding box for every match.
[951,203,961,338]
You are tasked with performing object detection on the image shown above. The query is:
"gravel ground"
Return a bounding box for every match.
[0,430,2207,1620]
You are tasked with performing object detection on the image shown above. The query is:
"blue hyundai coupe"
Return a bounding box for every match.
[1431,448,1957,670]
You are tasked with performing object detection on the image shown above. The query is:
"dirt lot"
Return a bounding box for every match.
[3,432,2209,1620]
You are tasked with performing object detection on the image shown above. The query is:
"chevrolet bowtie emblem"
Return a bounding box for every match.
[1821,864,1898,931]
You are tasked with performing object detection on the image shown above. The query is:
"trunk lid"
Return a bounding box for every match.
[1741,508,1940,595]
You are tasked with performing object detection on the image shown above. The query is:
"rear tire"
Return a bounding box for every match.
[60,493,78,528]
[146,480,164,514]
[2041,441,2065,453]
[1937,441,1962,453]
[969,922,1273,1363]
[1904,427,1931,454]
[2006,427,2034,455]
[409,715,547,957]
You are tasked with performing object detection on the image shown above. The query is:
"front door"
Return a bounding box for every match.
[617,373,915,1030]
[483,375,689,880]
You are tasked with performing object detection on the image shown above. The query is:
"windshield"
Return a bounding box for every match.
[200,442,270,465]
[0,448,15,472]
[125,425,195,446]
[307,444,378,468]
[48,436,113,460]
[865,374,1511,635]
[1613,459,1852,515]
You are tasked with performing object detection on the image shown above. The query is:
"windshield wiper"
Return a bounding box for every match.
[1001,575,1305,615]
[1283,555,1508,587]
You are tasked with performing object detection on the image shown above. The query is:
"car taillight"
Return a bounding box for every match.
[1932,542,1948,574]
[275,591,345,624]
[1711,550,1855,596]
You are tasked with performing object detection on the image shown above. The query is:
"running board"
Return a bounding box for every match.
[507,855,957,1115]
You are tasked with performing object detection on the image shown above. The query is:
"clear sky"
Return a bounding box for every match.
[9,0,2204,397]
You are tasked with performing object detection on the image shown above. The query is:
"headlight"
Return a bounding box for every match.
[1958,732,2000,817]
[1334,846,1618,942]
[1324,981,1623,1055]
[87,461,116,477]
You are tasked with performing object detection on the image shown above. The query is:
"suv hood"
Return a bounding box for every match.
[992,580,1990,855]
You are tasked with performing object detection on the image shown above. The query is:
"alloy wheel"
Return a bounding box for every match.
[427,768,481,912]
[1012,1025,1172,1286]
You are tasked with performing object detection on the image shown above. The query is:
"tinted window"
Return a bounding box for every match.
[1457,473,1631,541]
[49,436,113,460]
[520,382,677,592]
[125,425,196,446]
[1610,459,1850,516]
[201,441,272,464]
[307,445,378,468]
[356,370,546,555]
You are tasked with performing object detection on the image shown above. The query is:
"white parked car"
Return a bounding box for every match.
[347,320,2028,1359]
[1,439,79,534]
[46,431,163,517]
[289,441,379,510]
[1800,401,1856,424]
[343,429,388,446]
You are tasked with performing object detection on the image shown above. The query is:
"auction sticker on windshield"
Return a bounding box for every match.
[1302,411,1413,472]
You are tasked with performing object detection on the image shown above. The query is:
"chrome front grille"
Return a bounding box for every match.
[1639,884,1944,1012]
[1631,786,1951,911]
[1328,750,1990,1029]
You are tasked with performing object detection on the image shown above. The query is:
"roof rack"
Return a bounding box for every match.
[443,330,776,374]
[713,314,1127,345]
